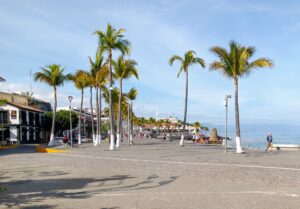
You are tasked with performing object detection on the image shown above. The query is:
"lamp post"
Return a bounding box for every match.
[224,94,231,153]
[68,96,73,148]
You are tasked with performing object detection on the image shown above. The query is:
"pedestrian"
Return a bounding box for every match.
[192,133,196,143]
[264,132,273,152]
[195,132,200,143]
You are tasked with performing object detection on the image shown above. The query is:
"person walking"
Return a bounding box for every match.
[192,133,196,143]
[195,132,200,143]
[264,132,273,152]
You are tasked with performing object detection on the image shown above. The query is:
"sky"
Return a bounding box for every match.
[0,0,300,125]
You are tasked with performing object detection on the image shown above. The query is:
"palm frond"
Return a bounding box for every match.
[127,87,138,101]
[169,55,183,66]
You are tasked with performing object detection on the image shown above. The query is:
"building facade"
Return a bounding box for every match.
[0,102,46,145]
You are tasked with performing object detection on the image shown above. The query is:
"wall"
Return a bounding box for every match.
[1,104,20,124]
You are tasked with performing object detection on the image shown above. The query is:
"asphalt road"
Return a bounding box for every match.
[1,139,300,209]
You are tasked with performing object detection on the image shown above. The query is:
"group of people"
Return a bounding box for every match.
[191,131,274,152]
[192,132,208,144]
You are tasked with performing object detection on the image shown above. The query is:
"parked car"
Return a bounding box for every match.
[53,137,64,146]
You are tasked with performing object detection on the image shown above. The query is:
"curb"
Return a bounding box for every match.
[35,145,68,153]
[0,144,20,150]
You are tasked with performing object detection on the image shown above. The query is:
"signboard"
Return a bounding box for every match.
[11,110,17,119]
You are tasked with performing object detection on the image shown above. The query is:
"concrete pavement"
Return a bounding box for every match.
[0,139,300,209]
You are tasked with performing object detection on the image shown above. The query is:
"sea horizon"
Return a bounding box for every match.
[205,123,300,149]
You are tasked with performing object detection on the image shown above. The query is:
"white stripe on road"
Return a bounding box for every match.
[52,153,300,172]
[93,191,299,197]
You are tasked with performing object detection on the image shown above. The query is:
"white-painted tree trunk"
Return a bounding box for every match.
[109,134,115,150]
[97,134,101,145]
[78,134,81,145]
[116,134,120,148]
[179,134,184,147]
[48,133,55,146]
[93,134,98,146]
[235,136,244,153]
[129,134,133,145]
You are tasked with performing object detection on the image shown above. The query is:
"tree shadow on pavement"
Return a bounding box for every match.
[20,205,57,209]
[0,174,178,208]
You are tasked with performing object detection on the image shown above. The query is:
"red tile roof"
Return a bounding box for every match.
[5,102,44,113]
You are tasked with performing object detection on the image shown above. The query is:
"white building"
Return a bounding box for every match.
[57,106,109,123]
[0,102,46,145]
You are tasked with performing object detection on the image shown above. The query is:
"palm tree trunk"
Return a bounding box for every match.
[99,87,102,143]
[130,101,133,144]
[128,104,130,146]
[90,87,96,145]
[234,78,243,153]
[180,69,189,146]
[109,50,115,150]
[78,89,83,144]
[96,87,100,145]
[116,80,122,148]
[49,86,57,146]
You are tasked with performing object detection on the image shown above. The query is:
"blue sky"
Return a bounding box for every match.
[1,0,300,125]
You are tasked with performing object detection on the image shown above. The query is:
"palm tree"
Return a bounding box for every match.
[126,88,137,145]
[95,23,131,150]
[169,50,205,146]
[113,56,139,148]
[87,63,96,144]
[34,64,67,146]
[89,49,109,145]
[68,70,89,145]
[210,41,273,153]
[193,121,201,133]
[102,87,121,120]
[148,117,156,129]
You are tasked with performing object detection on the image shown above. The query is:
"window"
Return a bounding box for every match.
[35,113,40,126]
[0,111,8,125]
[0,128,9,141]
[21,110,27,125]
[29,112,34,125]
[11,110,17,119]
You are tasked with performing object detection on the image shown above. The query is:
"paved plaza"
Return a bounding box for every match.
[1,139,300,209]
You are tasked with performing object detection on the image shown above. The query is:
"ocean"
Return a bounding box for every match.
[206,124,300,149]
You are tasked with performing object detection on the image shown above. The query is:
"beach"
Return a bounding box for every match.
[1,138,300,209]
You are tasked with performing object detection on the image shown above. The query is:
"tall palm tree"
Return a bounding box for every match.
[126,88,137,145]
[87,63,96,144]
[210,41,273,153]
[89,49,109,145]
[148,117,156,129]
[113,56,139,148]
[95,67,109,144]
[68,70,89,145]
[193,121,201,133]
[102,87,120,120]
[95,23,131,150]
[34,64,67,146]
[169,50,205,146]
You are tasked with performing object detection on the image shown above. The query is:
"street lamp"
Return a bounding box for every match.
[68,96,73,148]
[224,94,231,153]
